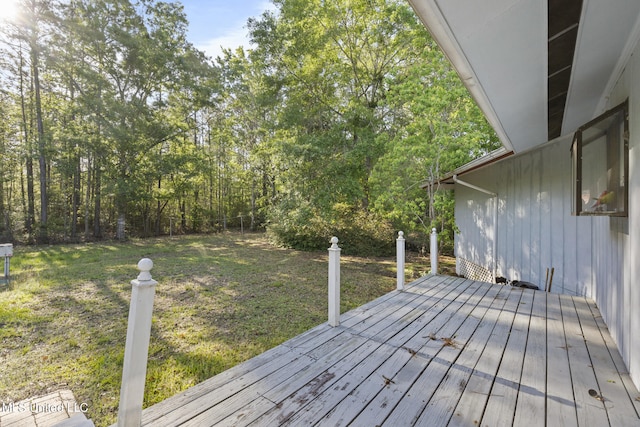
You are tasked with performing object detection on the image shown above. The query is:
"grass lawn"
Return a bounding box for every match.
[0,232,452,426]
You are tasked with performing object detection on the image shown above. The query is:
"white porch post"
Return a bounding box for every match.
[396,231,405,291]
[328,237,341,327]
[430,228,439,275]
[117,258,158,427]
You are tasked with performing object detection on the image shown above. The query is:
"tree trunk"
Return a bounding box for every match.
[84,156,92,239]
[250,177,256,231]
[180,199,187,231]
[29,2,48,243]
[71,158,80,239]
[155,177,162,236]
[18,48,35,238]
[93,166,102,238]
[0,144,5,237]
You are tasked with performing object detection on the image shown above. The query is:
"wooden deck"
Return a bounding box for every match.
[135,275,640,426]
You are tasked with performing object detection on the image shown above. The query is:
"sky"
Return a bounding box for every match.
[179,0,276,60]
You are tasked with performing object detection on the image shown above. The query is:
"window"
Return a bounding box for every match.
[571,100,629,216]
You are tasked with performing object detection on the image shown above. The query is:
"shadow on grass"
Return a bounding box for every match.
[0,233,422,426]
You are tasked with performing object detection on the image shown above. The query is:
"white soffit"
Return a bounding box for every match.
[410,0,548,153]
[410,0,640,155]
[563,0,640,133]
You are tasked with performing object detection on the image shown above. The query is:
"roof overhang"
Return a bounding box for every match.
[422,146,513,190]
[408,0,640,157]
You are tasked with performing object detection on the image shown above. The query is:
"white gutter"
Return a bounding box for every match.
[453,175,498,283]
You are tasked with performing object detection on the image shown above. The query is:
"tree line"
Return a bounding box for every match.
[0,0,499,254]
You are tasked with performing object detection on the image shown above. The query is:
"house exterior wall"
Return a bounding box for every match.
[454,136,606,298]
[454,40,640,388]
[609,40,640,391]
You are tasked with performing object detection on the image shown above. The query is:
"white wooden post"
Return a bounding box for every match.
[430,228,438,275]
[328,237,341,327]
[0,244,12,284]
[396,231,405,291]
[117,258,158,427]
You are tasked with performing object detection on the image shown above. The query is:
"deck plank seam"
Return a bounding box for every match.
[573,296,613,426]
[249,338,387,425]
[315,280,490,426]
[419,283,522,426]
[375,279,500,425]
[348,279,478,348]
[584,299,640,420]
[558,293,581,425]
[338,281,490,425]
[559,294,610,426]
[483,289,535,426]
[449,286,525,423]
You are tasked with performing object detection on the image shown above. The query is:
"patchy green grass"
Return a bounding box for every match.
[0,232,446,426]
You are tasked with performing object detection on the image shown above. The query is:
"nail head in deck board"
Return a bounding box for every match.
[118,276,640,427]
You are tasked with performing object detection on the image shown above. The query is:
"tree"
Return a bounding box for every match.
[370,27,500,249]
[0,0,56,242]
[54,0,213,239]
[0,0,499,251]
[248,0,499,252]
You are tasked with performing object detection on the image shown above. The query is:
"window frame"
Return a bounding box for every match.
[571,99,629,217]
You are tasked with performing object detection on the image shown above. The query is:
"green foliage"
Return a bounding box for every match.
[0,0,499,255]
[267,200,395,256]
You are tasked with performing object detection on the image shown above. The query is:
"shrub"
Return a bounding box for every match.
[266,202,396,256]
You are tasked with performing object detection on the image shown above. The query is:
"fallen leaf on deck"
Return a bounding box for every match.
[402,347,417,357]
[441,337,459,348]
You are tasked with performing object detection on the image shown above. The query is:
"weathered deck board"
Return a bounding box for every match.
[586,298,640,416]
[575,297,640,425]
[413,282,521,426]
[513,290,547,427]
[559,294,610,427]
[449,287,532,426]
[372,282,499,426]
[484,288,532,423]
[349,280,492,426]
[546,293,578,426]
[124,275,640,427]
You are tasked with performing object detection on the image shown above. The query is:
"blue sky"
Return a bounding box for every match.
[179,0,275,59]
